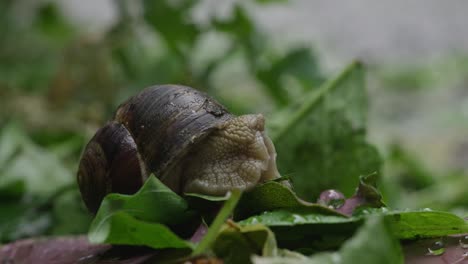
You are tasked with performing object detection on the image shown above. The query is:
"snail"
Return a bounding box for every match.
[77,85,281,213]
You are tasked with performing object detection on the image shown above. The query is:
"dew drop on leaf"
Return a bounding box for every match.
[317,189,345,209]
[291,214,306,223]
[459,235,468,249]
[427,240,445,256]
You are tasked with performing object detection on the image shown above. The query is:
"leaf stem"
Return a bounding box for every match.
[192,190,242,256]
[271,60,362,142]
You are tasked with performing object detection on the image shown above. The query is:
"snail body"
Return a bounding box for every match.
[77,85,280,213]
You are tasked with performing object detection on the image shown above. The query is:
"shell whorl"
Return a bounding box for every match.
[77,121,146,213]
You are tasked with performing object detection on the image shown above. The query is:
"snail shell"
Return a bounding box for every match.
[77,85,280,213]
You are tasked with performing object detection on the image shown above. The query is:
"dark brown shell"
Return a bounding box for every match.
[77,85,234,212]
[77,122,145,213]
[113,85,234,192]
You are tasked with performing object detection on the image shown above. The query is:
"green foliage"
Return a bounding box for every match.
[271,62,382,200]
[143,0,200,56]
[240,209,468,240]
[89,175,196,248]
[0,1,467,263]
[85,173,466,262]
[90,212,191,249]
[0,123,90,242]
[213,223,277,264]
[234,181,342,219]
[252,217,404,264]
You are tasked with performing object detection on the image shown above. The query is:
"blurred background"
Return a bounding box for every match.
[1,0,467,242]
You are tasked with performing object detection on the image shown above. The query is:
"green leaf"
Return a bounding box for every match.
[213,223,277,264]
[256,48,324,106]
[240,209,352,227]
[355,173,385,207]
[270,61,382,200]
[143,0,200,55]
[240,208,468,242]
[369,209,468,239]
[212,5,254,40]
[332,216,403,264]
[234,181,343,220]
[89,211,191,249]
[0,200,52,242]
[0,123,72,197]
[240,209,360,250]
[252,217,403,264]
[88,175,196,249]
[320,216,403,264]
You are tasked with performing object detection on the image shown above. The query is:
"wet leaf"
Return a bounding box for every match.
[240,208,468,242]
[89,212,191,249]
[270,62,382,201]
[234,181,343,220]
[88,175,196,249]
[252,216,403,264]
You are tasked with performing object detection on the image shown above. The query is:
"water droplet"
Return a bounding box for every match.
[318,189,345,209]
[248,217,259,224]
[459,235,468,249]
[422,208,433,212]
[291,214,306,223]
[77,254,98,263]
[427,240,445,256]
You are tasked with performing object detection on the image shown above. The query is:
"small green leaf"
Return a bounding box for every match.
[89,211,191,249]
[355,173,385,207]
[88,175,196,249]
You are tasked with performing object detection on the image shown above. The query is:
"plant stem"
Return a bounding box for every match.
[192,189,242,256]
[271,60,362,143]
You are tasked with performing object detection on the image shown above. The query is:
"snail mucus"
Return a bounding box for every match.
[77,85,281,213]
